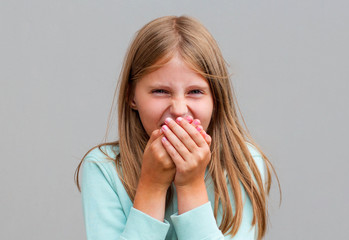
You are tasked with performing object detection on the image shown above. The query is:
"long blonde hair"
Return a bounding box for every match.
[75,15,281,239]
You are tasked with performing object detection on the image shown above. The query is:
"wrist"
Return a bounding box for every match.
[138,177,170,193]
[174,176,205,190]
[133,179,168,221]
[176,181,208,215]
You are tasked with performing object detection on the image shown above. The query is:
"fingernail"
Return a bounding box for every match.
[185,116,193,122]
[196,125,203,132]
[165,118,172,124]
[162,125,169,131]
[176,117,183,123]
[193,119,201,126]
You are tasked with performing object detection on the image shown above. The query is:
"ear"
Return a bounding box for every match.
[129,99,138,110]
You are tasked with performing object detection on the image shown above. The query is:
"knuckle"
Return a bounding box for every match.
[202,144,210,152]
[150,143,157,152]
[181,133,190,142]
[157,151,166,159]
[192,150,199,158]
[190,143,198,150]
[190,161,198,169]
[197,148,210,162]
[177,165,187,174]
[173,141,182,150]
[162,160,174,170]
[197,151,203,159]
[207,135,212,144]
[151,129,159,137]
[193,130,201,138]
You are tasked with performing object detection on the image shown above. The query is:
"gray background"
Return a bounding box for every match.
[1,0,348,239]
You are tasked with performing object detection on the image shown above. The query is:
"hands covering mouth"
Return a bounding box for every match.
[157,116,211,188]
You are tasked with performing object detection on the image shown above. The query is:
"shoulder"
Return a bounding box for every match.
[81,144,120,187]
[246,142,261,157]
[83,144,119,162]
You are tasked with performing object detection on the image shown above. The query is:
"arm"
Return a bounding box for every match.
[160,116,212,214]
[81,154,170,240]
[160,117,265,239]
[132,128,177,222]
[161,117,226,239]
[170,156,265,240]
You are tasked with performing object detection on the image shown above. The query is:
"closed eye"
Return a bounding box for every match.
[189,89,204,94]
[151,89,204,95]
[151,89,169,94]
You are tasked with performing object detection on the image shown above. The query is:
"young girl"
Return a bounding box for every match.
[75,15,279,240]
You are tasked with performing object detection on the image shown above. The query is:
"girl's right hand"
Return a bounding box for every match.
[138,129,176,191]
[133,129,176,221]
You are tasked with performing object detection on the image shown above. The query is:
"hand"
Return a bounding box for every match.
[139,128,176,191]
[160,116,212,188]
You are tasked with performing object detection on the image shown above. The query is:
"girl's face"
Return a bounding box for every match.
[132,54,214,137]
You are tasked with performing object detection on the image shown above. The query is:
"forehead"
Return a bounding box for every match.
[138,55,209,87]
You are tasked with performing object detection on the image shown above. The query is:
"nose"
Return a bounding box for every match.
[170,97,188,118]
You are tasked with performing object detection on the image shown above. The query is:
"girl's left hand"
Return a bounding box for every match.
[160,116,212,188]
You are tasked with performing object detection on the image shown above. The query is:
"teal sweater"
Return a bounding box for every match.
[80,143,266,240]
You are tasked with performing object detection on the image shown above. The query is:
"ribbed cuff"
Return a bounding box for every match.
[121,207,170,240]
[170,201,223,240]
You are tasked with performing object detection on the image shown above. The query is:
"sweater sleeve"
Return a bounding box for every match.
[170,201,224,240]
[81,156,170,240]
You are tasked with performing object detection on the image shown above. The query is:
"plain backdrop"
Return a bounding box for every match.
[1,0,348,239]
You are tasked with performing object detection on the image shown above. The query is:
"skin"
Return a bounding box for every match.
[132,54,214,221]
[131,53,213,136]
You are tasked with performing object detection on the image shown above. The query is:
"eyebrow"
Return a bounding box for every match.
[148,84,210,90]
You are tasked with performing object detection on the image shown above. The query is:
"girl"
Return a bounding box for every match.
[75,15,280,240]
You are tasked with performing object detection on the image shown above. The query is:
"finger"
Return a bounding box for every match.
[201,130,212,146]
[163,118,197,155]
[147,129,163,146]
[184,115,194,123]
[194,125,211,145]
[161,136,185,167]
[190,119,209,142]
[189,118,211,145]
[198,128,209,144]
[176,117,207,148]
[151,132,176,167]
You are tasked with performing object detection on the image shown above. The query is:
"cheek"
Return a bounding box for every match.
[196,101,213,130]
[137,101,165,128]
[201,112,213,130]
